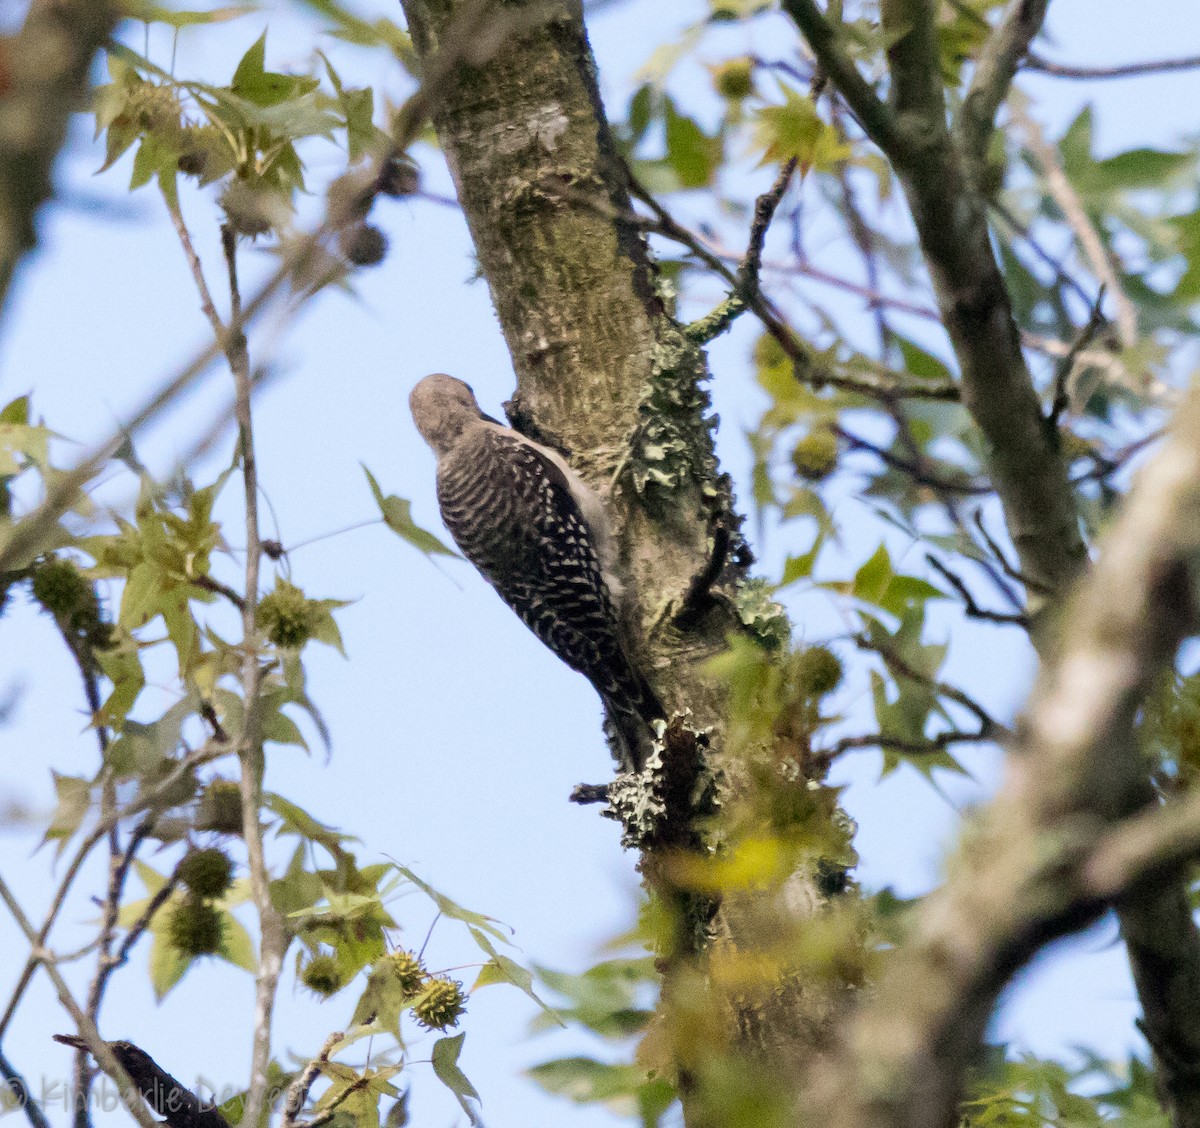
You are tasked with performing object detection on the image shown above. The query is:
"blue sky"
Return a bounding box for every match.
[1,1,1199,1125]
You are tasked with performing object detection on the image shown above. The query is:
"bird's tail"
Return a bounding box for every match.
[601,664,665,773]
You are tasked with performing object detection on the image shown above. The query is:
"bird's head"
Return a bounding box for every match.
[409,373,483,455]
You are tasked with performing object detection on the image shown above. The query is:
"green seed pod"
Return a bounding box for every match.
[411,977,466,1031]
[790,429,839,481]
[195,780,243,835]
[382,949,427,999]
[714,57,754,100]
[31,558,90,621]
[177,847,234,899]
[791,645,844,698]
[258,580,316,650]
[301,954,344,997]
[167,894,223,957]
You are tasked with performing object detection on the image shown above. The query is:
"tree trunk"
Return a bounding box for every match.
[398,0,857,1119]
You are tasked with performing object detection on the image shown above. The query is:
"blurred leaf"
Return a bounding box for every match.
[363,466,457,557]
[430,1034,481,1125]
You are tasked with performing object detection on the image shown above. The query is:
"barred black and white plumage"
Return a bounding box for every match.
[410,373,663,769]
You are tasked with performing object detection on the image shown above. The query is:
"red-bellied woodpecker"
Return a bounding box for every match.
[409,373,663,769]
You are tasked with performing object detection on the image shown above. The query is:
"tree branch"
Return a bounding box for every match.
[788,0,1088,608]
[1025,52,1200,79]
[956,0,1051,175]
[224,225,287,1128]
[778,0,899,152]
[817,378,1200,1128]
[0,0,118,310]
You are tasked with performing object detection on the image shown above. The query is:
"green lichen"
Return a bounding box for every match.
[631,330,721,502]
[733,578,790,651]
[605,716,719,851]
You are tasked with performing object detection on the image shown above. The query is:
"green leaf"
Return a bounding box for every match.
[122,3,254,28]
[0,395,29,425]
[663,99,722,190]
[527,1056,674,1122]
[363,466,457,557]
[43,774,91,856]
[231,33,320,108]
[430,1034,481,1126]
[394,865,511,945]
[753,84,849,169]
[467,928,559,1020]
[265,793,358,856]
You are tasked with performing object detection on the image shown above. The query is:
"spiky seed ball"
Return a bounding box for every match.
[177,847,234,899]
[257,581,316,650]
[326,171,375,224]
[177,148,207,177]
[31,558,90,620]
[301,955,343,997]
[220,180,273,238]
[791,645,844,698]
[411,977,466,1031]
[791,429,839,481]
[167,894,223,957]
[339,223,388,267]
[382,950,427,999]
[714,57,754,100]
[379,157,420,198]
[195,780,243,835]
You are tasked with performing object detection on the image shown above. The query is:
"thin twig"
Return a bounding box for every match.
[113,872,179,968]
[926,554,1030,628]
[854,632,1009,738]
[0,743,225,1044]
[165,196,226,342]
[814,724,994,769]
[0,1050,53,1128]
[679,158,798,344]
[282,1032,344,1128]
[191,573,247,611]
[1014,104,1139,352]
[1025,52,1200,80]
[1071,429,1164,485]
[75,813,157,1125]
[224,224,286,1128]
[621,179,961,402]
[834,425,992,495]
[971,510,1053,599]
[1049,288,1108,428]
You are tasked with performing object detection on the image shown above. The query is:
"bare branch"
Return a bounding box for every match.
[925,554,1030,627]
[1025,52,1200,80]
[1015,105,1139,352]
[956,0,1051,173]
[282,1032,344,1128]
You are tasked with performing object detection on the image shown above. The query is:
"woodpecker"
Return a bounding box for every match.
[409,373,663,769]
